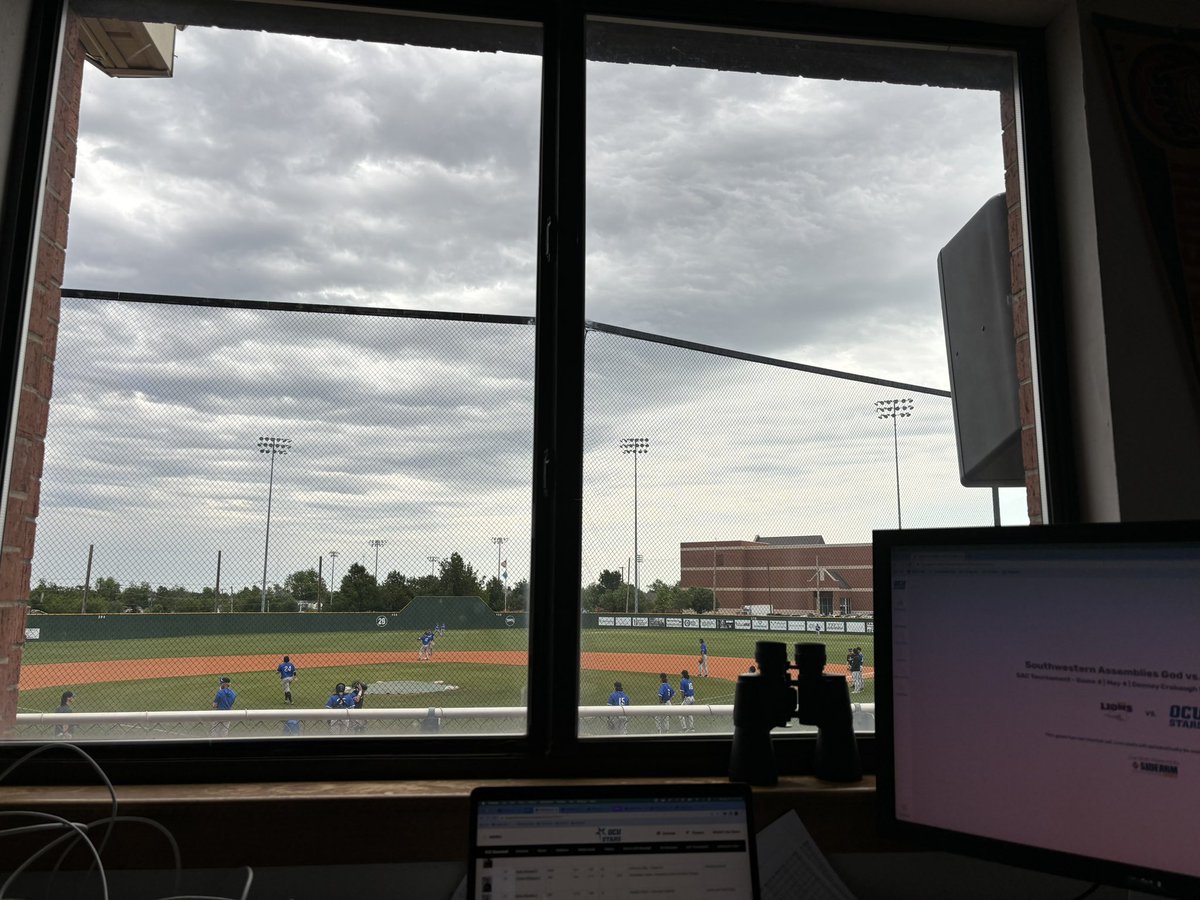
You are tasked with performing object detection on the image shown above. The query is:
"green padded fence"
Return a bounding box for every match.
[24,597,526,642]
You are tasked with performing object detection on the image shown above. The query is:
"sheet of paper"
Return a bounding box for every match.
[757,809,857,900]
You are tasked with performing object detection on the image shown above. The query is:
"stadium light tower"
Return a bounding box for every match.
[619,437,650,613]
[875,399,914,528]
[328,550,339,611]
[256,436,291,613]
[369,539,386,582]
[428,556,440,577]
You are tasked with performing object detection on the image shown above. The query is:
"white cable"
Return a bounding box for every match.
[0,812,107,900]
[0,741,119,852]
[0,743,119,898]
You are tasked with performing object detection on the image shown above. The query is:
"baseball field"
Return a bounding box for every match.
[15,621,873,737]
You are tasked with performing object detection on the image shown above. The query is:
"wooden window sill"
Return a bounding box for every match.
[0,776,895,868]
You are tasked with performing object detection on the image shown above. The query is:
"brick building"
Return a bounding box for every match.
[680,535,873,616]
[0,11,173,731]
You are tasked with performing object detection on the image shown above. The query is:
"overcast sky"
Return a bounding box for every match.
[33,19,1025,595]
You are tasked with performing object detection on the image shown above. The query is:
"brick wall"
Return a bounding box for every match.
[0,13,81,732]
[1001,87,1043,525]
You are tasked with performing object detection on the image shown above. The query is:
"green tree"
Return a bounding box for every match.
[339,562,379,611]
[230,586,260,613]
[581,577,629,613]
[380,570,416,612]
[124,581,152,612]
[410,574,440,596]
[485,575,505,611]
[269,586,299,613]
[507,578,529,612]
[680,585,715,614]
[597,569,623,591]
[647,579,676,612]
[31,580,83,613]
[437,552,484,599]
[284,568,325,609]
[91,576,123,612]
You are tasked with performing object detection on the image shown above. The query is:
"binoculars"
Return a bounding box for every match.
[729,641,862,784]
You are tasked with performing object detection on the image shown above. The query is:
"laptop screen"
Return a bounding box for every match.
[468,784,760,899]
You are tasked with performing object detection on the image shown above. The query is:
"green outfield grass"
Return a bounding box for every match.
[17,627,874,716]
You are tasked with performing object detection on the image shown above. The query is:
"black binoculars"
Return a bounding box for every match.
[729,640,862,784]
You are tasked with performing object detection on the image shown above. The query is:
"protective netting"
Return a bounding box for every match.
[19,293,1021,735]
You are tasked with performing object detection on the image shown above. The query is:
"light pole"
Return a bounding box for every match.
[492,537,507,610]
[428,556,440,577]
[256,436,291,613]
[619,437,649,613]
[875,399,914,528]
[369,539,386,583]
[328,550,339,611]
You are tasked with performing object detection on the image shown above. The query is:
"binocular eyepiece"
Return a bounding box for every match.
[729,640,862,785]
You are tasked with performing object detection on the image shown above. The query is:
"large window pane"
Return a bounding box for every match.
[18,9,542,741]
[582,21,1025,736]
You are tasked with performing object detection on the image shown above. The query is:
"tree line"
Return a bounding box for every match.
[29,552,527,615]
[580,569,714,614]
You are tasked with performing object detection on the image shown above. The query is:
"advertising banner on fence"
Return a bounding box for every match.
[591,614,871,634]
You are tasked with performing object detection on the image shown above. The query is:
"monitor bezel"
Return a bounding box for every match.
[873,521,1200,899]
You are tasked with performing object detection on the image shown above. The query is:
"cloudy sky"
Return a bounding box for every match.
[33,17,1025,595]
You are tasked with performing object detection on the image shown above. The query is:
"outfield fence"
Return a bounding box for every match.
[15,703,876,740]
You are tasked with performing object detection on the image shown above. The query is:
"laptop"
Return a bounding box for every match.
[467,783,761,899]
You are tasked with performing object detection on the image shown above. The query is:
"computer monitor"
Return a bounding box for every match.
[874,522,1200,898]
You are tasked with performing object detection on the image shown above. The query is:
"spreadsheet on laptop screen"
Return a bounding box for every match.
[469,789,759,899]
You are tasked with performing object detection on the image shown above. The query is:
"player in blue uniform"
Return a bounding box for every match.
[607,681,630,733]
[678,670,696,732]
[277,655,297,704]
[326,682,351,733]
[655,673,675,733]
[212,676,235,738]
[699,640,709,677]
[419,630,434,661]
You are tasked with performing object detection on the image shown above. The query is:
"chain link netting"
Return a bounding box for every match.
[18,294,1023,736]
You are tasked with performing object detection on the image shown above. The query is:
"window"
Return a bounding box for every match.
[0,0,1051,780]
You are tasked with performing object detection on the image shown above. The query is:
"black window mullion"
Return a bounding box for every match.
[528,0,587,767]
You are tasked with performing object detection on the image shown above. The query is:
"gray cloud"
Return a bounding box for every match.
[37,24,1024,594]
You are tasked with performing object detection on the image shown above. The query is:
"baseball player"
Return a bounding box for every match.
[607,681,630,734]
[698,639,709,677]
[212,676,235,738]
[326,682,351,733]
[656,672,675,733]
[678,670,696,732]
[277,655,297,704]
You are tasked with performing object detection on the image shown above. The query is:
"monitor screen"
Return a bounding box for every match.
[468,784,760,899]
[874,523,1200,897]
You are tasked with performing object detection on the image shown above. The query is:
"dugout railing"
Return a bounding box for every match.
[15,704,876,740]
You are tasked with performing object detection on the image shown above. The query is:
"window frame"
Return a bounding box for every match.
[0,0,1065,785]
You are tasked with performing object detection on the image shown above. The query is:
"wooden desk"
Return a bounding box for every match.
[0,776,890,869]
